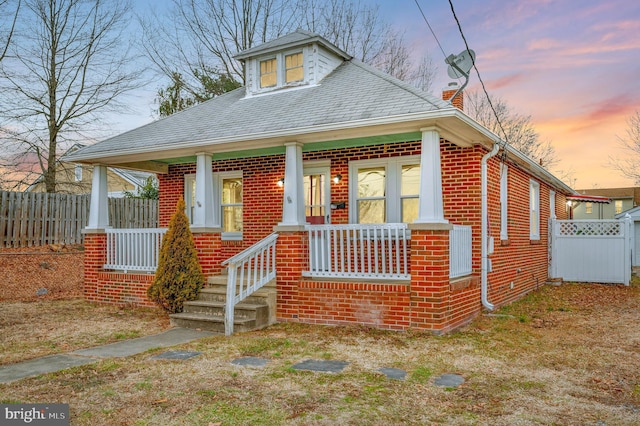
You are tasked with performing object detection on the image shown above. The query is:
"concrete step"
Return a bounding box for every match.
[181,300,269,322]
[169,274,277,334]
[197,287,274,305]
[169,312,260,334]
[207,274,277,289]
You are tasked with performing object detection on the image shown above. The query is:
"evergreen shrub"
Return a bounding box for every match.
[147,198,204,313]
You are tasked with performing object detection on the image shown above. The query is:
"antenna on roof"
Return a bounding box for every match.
[445,49,475,105]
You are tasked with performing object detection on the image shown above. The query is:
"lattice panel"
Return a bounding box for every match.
[558,221,621,236]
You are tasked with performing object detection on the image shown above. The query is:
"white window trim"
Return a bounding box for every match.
[258,55,278,89]
[500,164,508,240]
[550,190,556,219]
[184,174,196,224]
[254,48,306,93]
[530,180,540,240]
[348,155,420,224]
[219,171,243,241]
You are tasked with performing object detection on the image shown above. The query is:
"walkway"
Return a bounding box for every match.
[0,328,214,384]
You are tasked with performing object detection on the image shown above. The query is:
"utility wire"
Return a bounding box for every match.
[447,0,511,160]
[413,0,448,61]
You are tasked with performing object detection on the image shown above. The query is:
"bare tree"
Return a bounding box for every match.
[465,89,557,169]
[0,0,143,193]
[609,110,640,184]
[0,0,20,62]
[142,0,438,113]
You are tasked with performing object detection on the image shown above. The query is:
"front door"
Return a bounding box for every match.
[304,167,330,224]
[305,167,331,272]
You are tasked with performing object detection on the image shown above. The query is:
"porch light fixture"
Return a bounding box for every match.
[277,177,285,187]
[332,174,342,183]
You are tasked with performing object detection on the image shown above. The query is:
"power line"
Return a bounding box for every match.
[412,0,448,61]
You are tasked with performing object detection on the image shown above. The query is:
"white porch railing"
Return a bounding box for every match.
[304,223,410,280]
[221,233,278,336]
[449,225,472,278]
[104,228,167,273]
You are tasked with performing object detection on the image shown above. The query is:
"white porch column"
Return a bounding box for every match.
[86,164,110,230]
[193,152,219,228]
[279,142,306,226]
[415,127,448,224]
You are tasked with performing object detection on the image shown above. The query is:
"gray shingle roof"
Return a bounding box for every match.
[68,59,450,161]
[234,29,350,60]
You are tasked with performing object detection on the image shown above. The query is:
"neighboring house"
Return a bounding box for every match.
[571,187,640,219]
[66,30,573,334]
[27,144,156,197]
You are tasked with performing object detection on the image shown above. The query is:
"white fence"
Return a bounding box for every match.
[549,219,631,285]
[450,225,472,278]
[304,223,410,280]
[104,228,167,273]
[221,233,278,335]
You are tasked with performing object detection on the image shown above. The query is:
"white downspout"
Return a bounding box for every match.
[481,142,501,310]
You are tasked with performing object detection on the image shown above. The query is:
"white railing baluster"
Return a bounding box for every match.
[221,233,279,336]
[104,228,168,273]
[303,224,410,280]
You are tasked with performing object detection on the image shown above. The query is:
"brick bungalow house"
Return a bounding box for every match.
[67,30,573,334]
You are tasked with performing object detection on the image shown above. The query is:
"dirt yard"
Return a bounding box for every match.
[1,274,639,425]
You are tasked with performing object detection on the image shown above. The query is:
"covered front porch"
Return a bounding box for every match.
[82,127,483,334]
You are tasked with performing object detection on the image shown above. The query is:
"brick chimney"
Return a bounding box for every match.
[442,82,463,111]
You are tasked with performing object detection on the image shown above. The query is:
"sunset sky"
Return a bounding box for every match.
[387,0,640,189]
[122,0,640,190]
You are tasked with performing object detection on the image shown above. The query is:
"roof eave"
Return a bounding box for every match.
[67,108,485,163]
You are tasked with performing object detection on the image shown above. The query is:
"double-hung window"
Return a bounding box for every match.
[184,171,243,240]
[259,58,277,88]
[500,165,508,240]
[257,50,304,91]
[615,200,623,214]
[350,156,420,224]
[285,52,304,83]
[220,172,243,239]
[530,180,540,240]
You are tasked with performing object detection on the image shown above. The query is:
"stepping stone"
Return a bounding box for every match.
[291,359,349,373]
[433,373,465,388]
[231,356,269,368]
[152,350,202,360]
[378,367,407,380]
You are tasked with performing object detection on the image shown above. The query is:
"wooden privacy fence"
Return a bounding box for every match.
[0,191,158,248]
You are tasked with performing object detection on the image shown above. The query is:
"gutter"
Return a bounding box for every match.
[481,141,501,311]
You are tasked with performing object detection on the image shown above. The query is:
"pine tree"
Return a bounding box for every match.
[147,198,204,313]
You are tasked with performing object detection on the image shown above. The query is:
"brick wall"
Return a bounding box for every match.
[85,139,566,330]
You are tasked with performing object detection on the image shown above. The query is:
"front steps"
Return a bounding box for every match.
[169,275,276,334]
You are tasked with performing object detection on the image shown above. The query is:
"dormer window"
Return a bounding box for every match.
[285,52,303,83]
[256,50,305,92]
[260,58,277,88]
[235,30,352,97]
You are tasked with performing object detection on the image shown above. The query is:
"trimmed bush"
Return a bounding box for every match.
[147,198,204,313]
